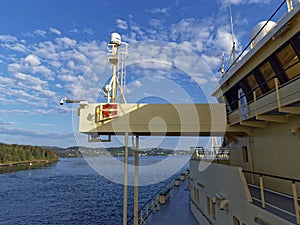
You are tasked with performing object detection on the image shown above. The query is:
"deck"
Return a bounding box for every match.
[146,177,199,225]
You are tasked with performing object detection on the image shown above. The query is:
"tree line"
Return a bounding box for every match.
[0,142,58,164]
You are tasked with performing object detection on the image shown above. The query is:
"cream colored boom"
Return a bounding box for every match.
[78,103,243,136]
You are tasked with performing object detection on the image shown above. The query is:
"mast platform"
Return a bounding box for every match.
[78,103,247,138]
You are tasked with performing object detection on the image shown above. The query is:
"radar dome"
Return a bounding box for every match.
[250,21,277,49]
[110,32,121,46]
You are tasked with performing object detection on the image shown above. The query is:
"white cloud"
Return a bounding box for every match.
[0,122,15,125]
[0,76,14,85]
[58,73,81,82]
[49,27,61,36]
[4,42,27,52]
[148,19,164,29]
[83,28,94,35]
[221,0,271,5]
[0,34,17,42]
[133,80,142,88]
[170,18,213,52]
[36,123,56,127]
[34,29,47,36]
[201,55,221,70]
[116,19,128,30]
[12,72,48,88]
[0,126,74,140]
[147,7,169,14]
[0,109,31,114]
[55,37,77,48]
[24,54,41,66]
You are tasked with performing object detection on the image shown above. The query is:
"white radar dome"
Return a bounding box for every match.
[110,32,121,45]
[250,21,277,49]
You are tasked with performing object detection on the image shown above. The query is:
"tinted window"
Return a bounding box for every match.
[275,44,300,80]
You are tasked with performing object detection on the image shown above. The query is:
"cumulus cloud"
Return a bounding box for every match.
[0,122,15,125]
[55,37,77,48]
[116,19,128,30]
[24,54,41,66]
[133,80,142,88]
[36,123,56,127]
[221,0,271,5]
[0,126,73,140]
[147,7,169,14]
[49,27,61,36]
[0,34,17,42]
[83,28,94,35]
[34,29,47,36]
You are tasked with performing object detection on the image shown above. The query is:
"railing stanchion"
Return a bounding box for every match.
[146,204,149,218]
[292,182,300,224]
[140,210,145,225]
[152,198,155,213]
[259,175,266,208]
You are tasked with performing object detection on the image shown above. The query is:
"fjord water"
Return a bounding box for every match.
[0,157,176,225]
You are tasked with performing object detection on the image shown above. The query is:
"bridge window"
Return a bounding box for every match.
[245,73,262,98]
[258,61,276,90]
[274,44,300,81]
[225,85,240,111]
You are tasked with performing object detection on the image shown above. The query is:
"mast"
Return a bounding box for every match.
[227,0,236,68]
[104,33,128,103]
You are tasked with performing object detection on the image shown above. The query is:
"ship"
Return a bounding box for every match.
[189,0,300,224]
[63,0,300,224]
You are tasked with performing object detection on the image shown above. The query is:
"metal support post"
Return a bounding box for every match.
[134,136,139,225]
[112,64,117,103]
[287,0,293,12]
[292,182,300,224]
[123,132,129,225]
[259,176,265,208]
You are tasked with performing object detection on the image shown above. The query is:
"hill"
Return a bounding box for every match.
[0,143,59,165]
[45,146,190,157]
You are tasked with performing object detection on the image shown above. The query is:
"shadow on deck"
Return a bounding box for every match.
[147,177,199,225]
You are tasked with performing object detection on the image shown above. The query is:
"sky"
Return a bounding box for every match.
[0,0,283,148]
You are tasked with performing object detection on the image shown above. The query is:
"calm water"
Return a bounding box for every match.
[0,157,180,225]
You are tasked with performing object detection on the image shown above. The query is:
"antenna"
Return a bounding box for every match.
[103,33,128,103]
[218,53,225,75]
[227,0,236,68]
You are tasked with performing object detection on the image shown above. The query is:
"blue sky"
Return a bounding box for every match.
[0,0,280,148]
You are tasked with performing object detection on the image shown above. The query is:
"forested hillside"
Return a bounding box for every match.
[0,143,58,164]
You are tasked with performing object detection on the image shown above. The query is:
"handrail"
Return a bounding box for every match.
[127,168,187,225]
[242,170,300,183]
[242,169,300,224]
[227,60,300,113]
[190,147,230,163]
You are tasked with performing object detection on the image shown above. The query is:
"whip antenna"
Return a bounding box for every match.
[227,0,236,68]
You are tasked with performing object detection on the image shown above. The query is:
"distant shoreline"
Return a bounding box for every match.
[0,159,59,168]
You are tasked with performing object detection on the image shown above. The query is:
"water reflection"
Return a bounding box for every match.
[0,161,58,174]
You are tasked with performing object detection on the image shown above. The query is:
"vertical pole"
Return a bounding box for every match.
[112,64,117,103]
[248,136,255,184]
[259,176,265,208]
[287,0,293,12]
[292,182,300,224]
[110,44,118,103]
[123,133,129,225]
[134,136,139,225]
[275,78,281,109]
